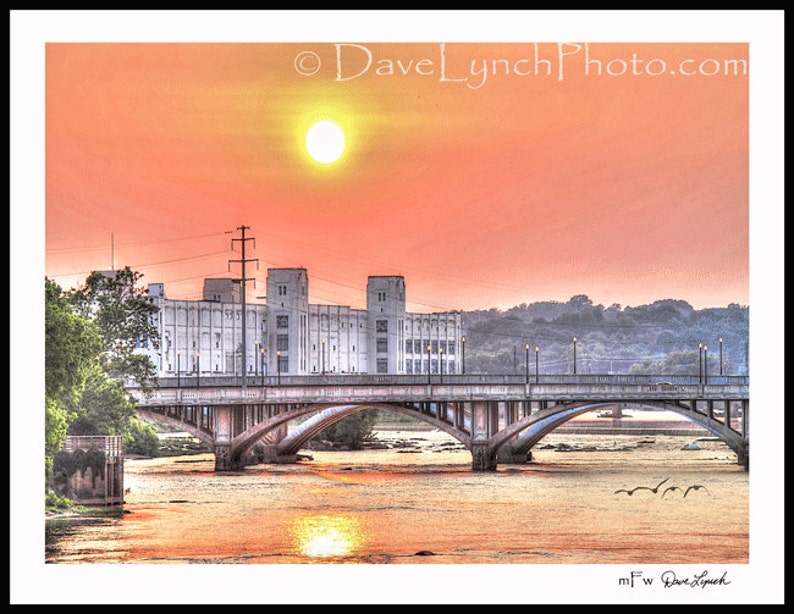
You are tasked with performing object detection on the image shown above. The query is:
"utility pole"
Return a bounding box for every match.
[229,225,258,390]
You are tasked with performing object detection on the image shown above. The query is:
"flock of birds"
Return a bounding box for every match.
[614,477,711,498]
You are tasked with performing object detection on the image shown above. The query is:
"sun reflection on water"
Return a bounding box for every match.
[291,514,365,559]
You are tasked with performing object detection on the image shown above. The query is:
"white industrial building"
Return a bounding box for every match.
[140,268,464,379]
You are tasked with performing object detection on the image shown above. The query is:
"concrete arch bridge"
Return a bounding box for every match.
[128,374,749,472]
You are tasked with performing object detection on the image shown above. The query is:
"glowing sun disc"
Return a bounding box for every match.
[306,120,346,164]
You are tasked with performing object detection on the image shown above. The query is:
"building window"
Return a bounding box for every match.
[276,315,289,328]
[414,340,423,354]
[277,335,289,351]
[376,358,388,373]
[278,356,289,372]
[376,338,388,353]
[376,319,388,333]
[405,360,413,374]
[405,339,413,353]
[448,341,456,354]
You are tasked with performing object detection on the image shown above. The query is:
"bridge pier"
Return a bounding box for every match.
[214,443,233,471]
[471,440,497,471]
[737,442,749,471]
[213,406,235,471]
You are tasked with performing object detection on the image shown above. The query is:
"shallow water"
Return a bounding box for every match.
[46,431,748,567]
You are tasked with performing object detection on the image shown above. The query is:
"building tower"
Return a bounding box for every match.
[266,268,309,377]
[366,276,406,374]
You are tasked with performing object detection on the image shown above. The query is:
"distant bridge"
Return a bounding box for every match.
[127,374,749,472]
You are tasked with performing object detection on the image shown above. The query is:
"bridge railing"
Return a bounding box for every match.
[129,373,748,389]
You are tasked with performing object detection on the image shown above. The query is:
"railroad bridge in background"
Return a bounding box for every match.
[127,374,749,472]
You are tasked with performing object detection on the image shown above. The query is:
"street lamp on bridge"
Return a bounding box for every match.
[704,345,709,385]
[698,343,704,383]
[461,336,466,375]
[573,337,578,375]
[719,337,724,375]
[195,352,201,388]
[535,346,539,384]
[525,344,530,384]
[254,340,260,382]
[277,350,281,386]
[427,344,432,385]
[440,347,444,384]
[260,347,266,386]
[321,339,326,375]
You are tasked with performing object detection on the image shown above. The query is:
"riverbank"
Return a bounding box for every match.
[45,505,126,520]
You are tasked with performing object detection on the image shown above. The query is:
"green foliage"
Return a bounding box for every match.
[67,267,160,392]
[68,364,136,436]
[45,278,102,411]
[123,417,161,457]
[45,278,102,471]
[45,398,71,472]
[45,491,73,511]
[463,296,748,376]
[45,272,162,489]
[317,408,380,450]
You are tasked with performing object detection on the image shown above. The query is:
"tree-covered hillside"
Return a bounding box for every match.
[461,295,748,377]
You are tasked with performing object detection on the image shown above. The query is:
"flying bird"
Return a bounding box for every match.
[615,477,670,496]
[683,484,711,498]
[662,486,685,498]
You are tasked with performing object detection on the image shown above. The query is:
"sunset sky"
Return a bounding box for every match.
[41,33,753,313]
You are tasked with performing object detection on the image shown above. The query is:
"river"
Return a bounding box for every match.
[37,422,762,603]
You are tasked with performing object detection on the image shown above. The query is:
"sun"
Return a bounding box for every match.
[305,120,346,164]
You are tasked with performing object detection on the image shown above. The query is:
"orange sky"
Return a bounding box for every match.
[44,40,750,312]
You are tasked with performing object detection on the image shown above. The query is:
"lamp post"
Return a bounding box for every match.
[195,352,201,389]
[704,345,709,385]
[439,347,444,384]
[260,348,266,386]
[277,350,281,386]
[535,346,539,384]
[254,340,260,382]
[573,337,577,375]
[321,339,326,375]
[461,336,466,375]
[176,350,181,388]
[698,343,703,383]
[719,337,724,375]
[427,344,432,385]
[525,344,530,384]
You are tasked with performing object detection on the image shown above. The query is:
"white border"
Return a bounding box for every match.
[11,10,785,604]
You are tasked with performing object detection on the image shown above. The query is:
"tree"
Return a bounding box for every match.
[68,363,136,436]
[45,278,102,470]
[67,267,160,392]
[317,408,380,450]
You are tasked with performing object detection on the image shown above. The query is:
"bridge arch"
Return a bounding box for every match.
[137,408,215,449]
[231,402,472,467]
[491,401,745,465]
